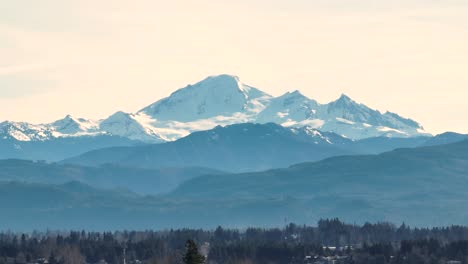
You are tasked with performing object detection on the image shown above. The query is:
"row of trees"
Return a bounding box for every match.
[2,219,468,264]
[352,239,468,264]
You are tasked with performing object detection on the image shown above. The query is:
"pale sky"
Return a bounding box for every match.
[1,0,467,134]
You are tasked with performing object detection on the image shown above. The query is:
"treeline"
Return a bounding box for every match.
[2,219,468,264]
[351,239,468,264]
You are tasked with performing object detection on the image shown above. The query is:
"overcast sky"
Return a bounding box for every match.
[1,0,467,134]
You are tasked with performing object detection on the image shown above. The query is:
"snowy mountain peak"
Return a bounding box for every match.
[138,74,272,122]
[204,74,241,90]
[0,121,52,141]
[327,93,377,117]
[330,93,359,107]
[338,93,352,101]
[51,115,99,135]
[281,90,308,100]
[255,90,320,126]
[99,111,165,143]
[281,90,317,106]
[105,111,130,120]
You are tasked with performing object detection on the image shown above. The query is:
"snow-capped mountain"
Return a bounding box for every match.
[0,121,53,141]
[318,94,426,139]
[0,74,430,145]
[51,115,100,136]
[255,92,427,139]
[99,111,165,143]
[139,74,272,122]
[0,115,104,142]
[256,90,321,126]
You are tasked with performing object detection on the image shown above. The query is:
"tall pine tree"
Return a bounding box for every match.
[183,240,205,264]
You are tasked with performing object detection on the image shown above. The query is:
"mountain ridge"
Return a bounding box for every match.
[0,159,224,195]
[62,122,359,172]
[62,122,453,173]
[2,139,468,230]
[0,74,430,147]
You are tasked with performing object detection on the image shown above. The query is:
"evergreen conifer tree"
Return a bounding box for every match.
[183,240,205,264]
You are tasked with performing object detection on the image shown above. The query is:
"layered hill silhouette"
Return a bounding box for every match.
[63,123,464,173]
[62,123,358,172]
[0,159,222,195]
[2,139,468,230]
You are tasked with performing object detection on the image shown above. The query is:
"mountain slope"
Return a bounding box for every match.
[63,121,439,173]
[62,123,358,172]
[421,132,468,147]
[0,181,145,230]
[165,140,468,227]
[0,134,141,161]
[0,160,222,195]
[0,159,223,195]
[173,140,468,198]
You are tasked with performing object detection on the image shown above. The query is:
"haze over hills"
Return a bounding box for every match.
[172,139,468,200]
[164,139,468,228]
[0,159,223,195]
[62,123,356,172]
[63,123,440,172]
[0,75,429,154]
[0,134,141,161]
[2,139,468,230]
